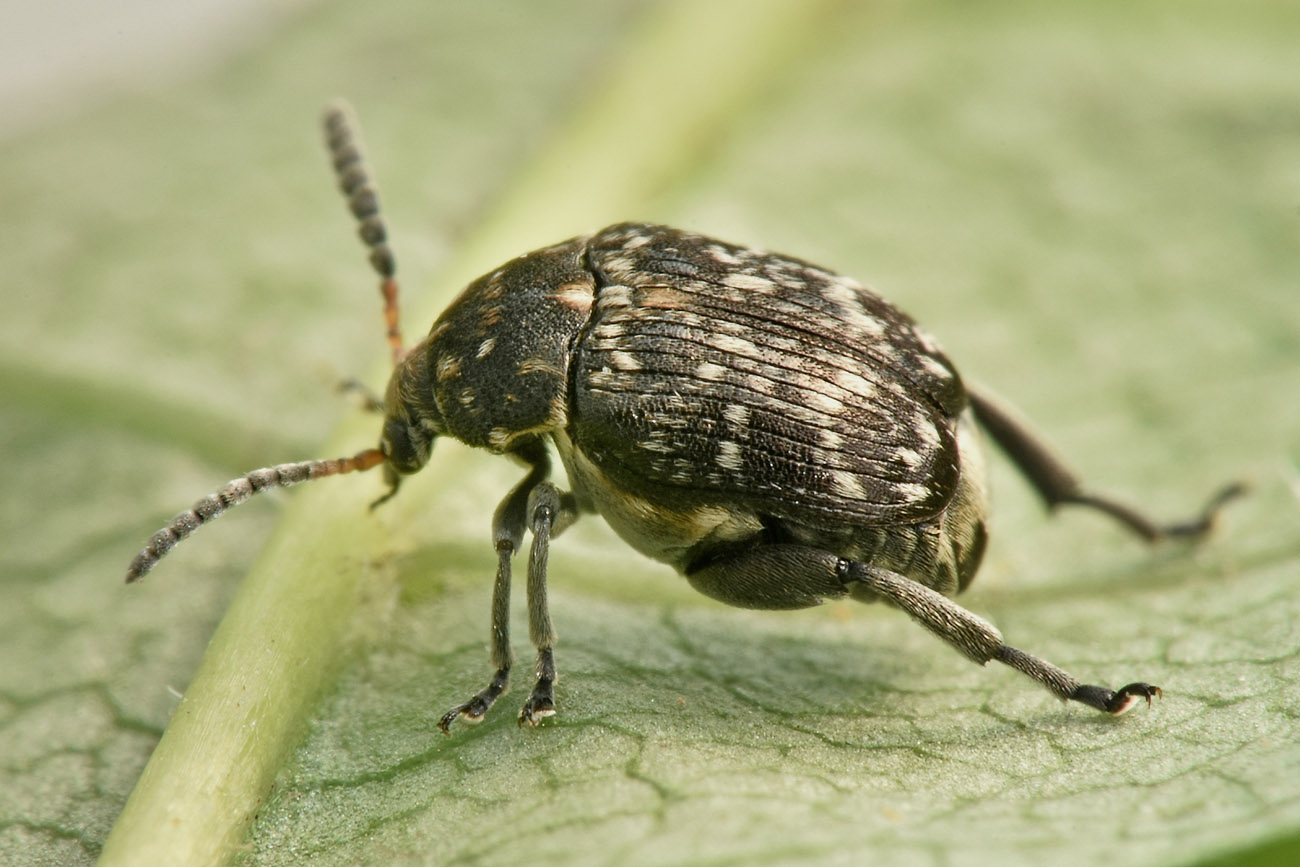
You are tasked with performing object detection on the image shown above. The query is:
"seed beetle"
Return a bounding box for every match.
[127,103,1243,730]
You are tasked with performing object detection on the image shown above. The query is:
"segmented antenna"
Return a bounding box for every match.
[323,102,406,367]
[125,448,386,583]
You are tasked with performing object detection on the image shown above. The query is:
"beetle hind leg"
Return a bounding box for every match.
[994,646,1161,714]
[842,560,1162,715]
[684,542,851,610]
[967,386,1244,542]
[688,542,1162,715]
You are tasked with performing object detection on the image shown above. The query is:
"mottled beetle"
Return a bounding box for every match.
[127,104,1242,730]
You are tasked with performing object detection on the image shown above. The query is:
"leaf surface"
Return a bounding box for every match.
[2,1,1298,865]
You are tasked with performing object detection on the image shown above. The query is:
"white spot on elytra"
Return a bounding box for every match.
[913,418,942,449]
[833,368,876,399]
[724,272,777,293]
[598,285,634,308]
[831,471,865,500]
[844,309,887,338]
[896,482,931,504]
[716,318,747,336]
[894,447,924,470]
[611,351,641,372]
[707,244,742,267]
[708,333,759,357]
[593,322,625,341]
[716,441,744,471]
[821,279,861,309]
[476,338,497,359]
[808,391,844,414]
[695,361,727,382]
[722,404,751,429]
[603,256,636,277]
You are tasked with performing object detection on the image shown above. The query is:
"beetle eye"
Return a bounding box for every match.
[382,415,431,475]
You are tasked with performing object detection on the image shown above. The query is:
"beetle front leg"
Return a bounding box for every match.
[437,461,541,733]
[438,539,514,733]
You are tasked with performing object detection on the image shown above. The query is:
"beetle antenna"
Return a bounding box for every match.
[125,448,387,583]
[323,102,405,367]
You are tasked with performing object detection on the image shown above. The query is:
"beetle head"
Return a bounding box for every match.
[375,337,443,507]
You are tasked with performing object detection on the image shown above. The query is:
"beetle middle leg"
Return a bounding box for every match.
[688,544,1159,714]
[336,377,386,414]
[967,386,1244,541]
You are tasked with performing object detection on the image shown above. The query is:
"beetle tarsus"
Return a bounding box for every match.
[992,645,1162,716]
[1159,481,1250,540]
[1108,682,1162,714]
[518,648,557,727]
[518,696,556,727]
[1070,681,1162,715]
[438,666,510,734]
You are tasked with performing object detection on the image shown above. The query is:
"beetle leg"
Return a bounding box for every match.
[440,441,552,733]
[437,539,514,733]
[437,478,535,734]
[518,482,563,726]
[685,543,851,610]
[689,543,1160,714]
[438,456,579,732]
[967,385,1245,541]
[840,560,1161,714]
[336,377,385,413]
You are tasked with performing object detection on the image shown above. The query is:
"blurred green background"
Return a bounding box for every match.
[2,1,1297,865]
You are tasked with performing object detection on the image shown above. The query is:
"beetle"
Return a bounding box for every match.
[126,104,1242,731]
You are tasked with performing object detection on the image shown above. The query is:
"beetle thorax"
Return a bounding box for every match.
[416,238,598,454]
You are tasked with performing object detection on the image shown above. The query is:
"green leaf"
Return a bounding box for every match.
[3,1,1298,865]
